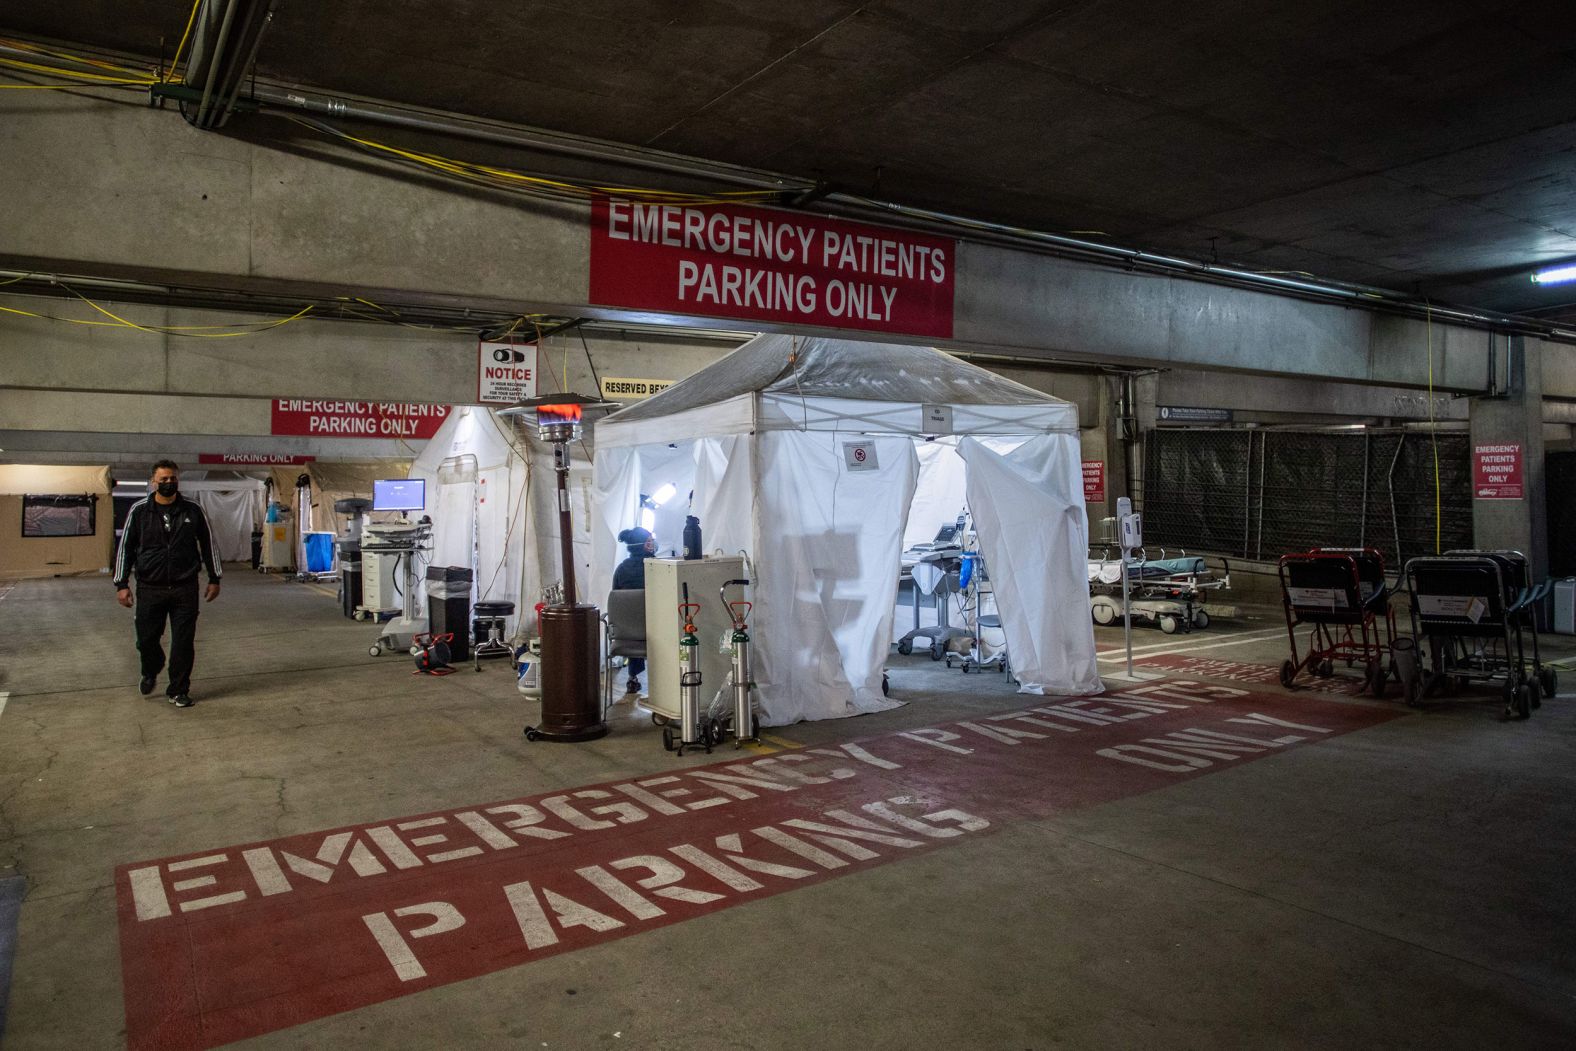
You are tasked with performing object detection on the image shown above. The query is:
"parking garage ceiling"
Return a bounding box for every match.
[7,1,1576,322]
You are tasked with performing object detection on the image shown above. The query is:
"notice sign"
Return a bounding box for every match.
[1082,461,1106,503]
[198,453,314,466]
[1473,443,1523,499]
[589,197,956,338]
[844,441,879,472]
[601,376,675,401]
[271,401,450,439]
[478,341,537,404]
[922,404,953,434]
[1158,406,1233,424]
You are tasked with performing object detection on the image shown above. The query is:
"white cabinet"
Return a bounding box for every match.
[643,556,745,721]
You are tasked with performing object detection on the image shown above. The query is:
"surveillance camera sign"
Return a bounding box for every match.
[478,341,538,404]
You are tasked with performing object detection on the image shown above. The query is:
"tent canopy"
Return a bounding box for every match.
[597,335,1078,449]
[592,334,1100,727]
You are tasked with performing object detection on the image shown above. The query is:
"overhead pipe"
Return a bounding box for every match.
[188,0,241,128]
[2,28,1566,341]
[227,83,1568,338]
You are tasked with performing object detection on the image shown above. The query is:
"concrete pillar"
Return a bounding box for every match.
[1469,335,1546,576]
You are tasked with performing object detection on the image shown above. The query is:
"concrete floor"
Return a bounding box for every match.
[1,570,1574,1049]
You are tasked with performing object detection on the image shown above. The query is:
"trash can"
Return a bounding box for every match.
[426,566,474,661]
[337,537,363,619]
[304,531,336,574]
[1555,579,1576,635]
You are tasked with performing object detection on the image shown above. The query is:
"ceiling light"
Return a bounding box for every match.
[1531,263,1576,285]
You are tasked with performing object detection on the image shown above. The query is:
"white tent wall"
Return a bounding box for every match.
[960,435,1102,695]
[179,477,266,562]
[755,430,914,722]
[904,440,969,549]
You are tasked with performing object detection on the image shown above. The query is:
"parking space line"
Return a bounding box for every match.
[1098,629,1288,664]
[1097,627,1284,661]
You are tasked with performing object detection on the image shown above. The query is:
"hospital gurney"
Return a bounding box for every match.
[1088,548,1230,634]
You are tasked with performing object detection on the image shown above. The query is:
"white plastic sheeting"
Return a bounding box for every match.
[187,488,260,562]
[960,436,1102,695]
[593,333,1097,725]
[755,431,914,720]
[903,441,969,549]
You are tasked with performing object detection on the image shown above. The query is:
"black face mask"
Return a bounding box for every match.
[156,480,179,498]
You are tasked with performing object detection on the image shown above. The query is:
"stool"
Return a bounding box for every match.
[472,601,516,671]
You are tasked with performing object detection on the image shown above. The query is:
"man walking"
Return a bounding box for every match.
[113,460,222,708]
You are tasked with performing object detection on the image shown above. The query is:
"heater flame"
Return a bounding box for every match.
[536,403,583,423]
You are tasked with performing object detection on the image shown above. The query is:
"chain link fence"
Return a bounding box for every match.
[1143,428,1472,569]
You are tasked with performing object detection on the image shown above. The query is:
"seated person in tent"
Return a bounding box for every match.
[613,526,655,694]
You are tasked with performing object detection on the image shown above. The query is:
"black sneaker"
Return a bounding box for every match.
[626,680,641,694]
[169,694,194,708]
[139,677,156,696]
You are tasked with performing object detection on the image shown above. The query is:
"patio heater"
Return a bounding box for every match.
[500,394,616,743]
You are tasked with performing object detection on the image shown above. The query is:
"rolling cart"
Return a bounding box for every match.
[1404,551,1552,719]
[1277,547,1395,695]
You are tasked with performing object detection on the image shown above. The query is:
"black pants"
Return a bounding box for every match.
[135,579,200,696]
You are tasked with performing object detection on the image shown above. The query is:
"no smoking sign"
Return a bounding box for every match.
[844,441,879,472]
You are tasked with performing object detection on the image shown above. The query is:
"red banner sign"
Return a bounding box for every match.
[589,197,956,338]
[197,454,315,465]
[1082,460,1106,503]
[270,401,450,440]
[1473,442,1523,499]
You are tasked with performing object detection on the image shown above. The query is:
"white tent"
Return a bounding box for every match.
[411,406,594,633]
[179,474,266,562]
[592,334,1101,727]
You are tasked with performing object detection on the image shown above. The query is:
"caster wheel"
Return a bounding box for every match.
[524,728,540,741]
[1279,660,1297,689]
[1193,610,1210,629]
[1092,602,1116,626]
[369,644,382,657]
[1539,668,1557,698]
[882,673,890,697]
[1514,684,1532,720]
[1159,615,1179,635]
[930,642,944,661]
[962,664,971,674]
[662,726,676,752]
[708,718,727,746]
[1366,661,1386,698]
[1526,679,1541,714]
[650,713,667,727]
[353,610,367,621]
[897,640,912,656]
[1317,659,1334,678]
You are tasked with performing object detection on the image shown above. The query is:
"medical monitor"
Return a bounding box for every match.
[372,478,425,512]
[932,523,959,545]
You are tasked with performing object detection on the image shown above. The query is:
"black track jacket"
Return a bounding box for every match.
[113,495,223,589]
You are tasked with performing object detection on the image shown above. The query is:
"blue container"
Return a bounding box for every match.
[304,531,336,573]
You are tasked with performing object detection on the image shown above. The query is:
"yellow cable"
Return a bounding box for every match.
[1425,300,1441,553]
[0,56,154,84]
[1,299,314,337]
[165,0,202,82]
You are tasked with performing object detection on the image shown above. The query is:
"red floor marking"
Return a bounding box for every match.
[1136,654,1372,695]
[116,680,1400,1049]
